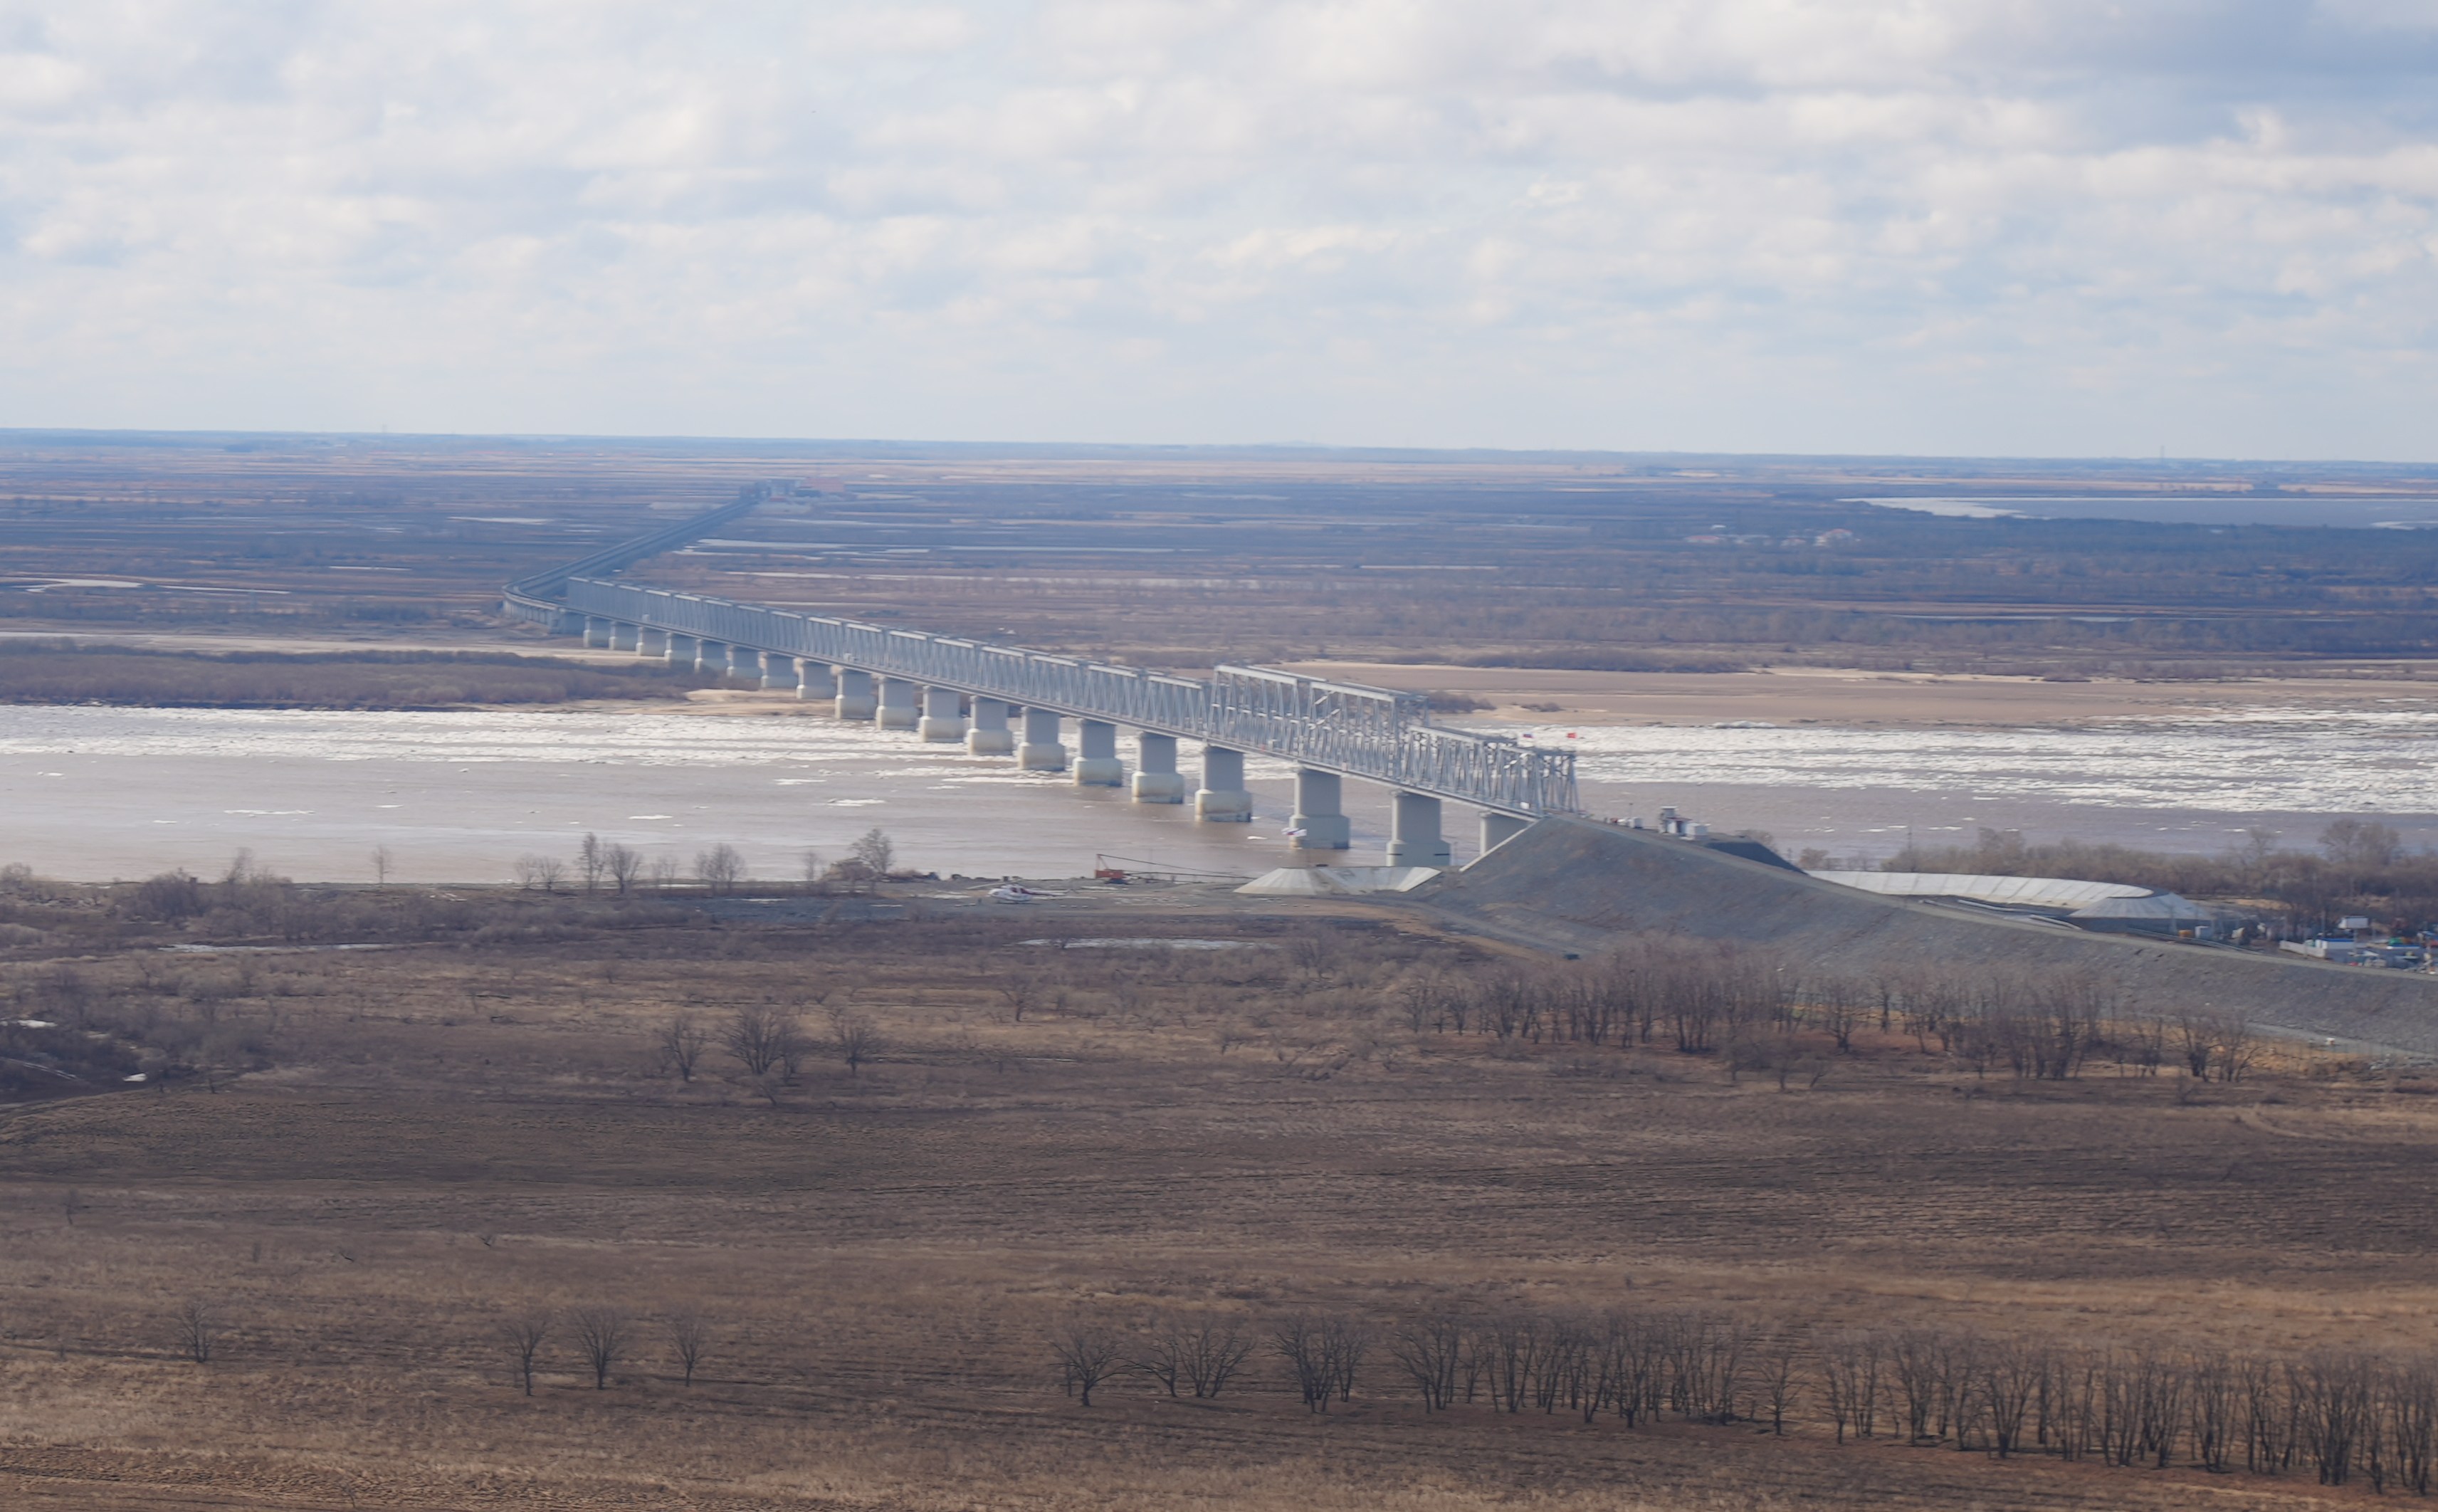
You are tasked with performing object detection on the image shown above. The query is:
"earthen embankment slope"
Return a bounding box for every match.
[1406,817,2438,1054]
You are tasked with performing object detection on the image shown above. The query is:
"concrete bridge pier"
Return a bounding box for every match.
[877,677,920,730]
[638,627,667,657]
[610,621,640,652]
[1074,720,1124,786]
[1481,812,1532,854]
[761,653,796,691]
[1388,792,1454,868]
[918,686,967,742]
[835,668,876,720]
[1291,769,1352,852]
[695,640,729,676]
[799,661,838,701]
[1131,733,1186,803]
[1018,707,1067,771]
[1195,745,1254,821]
[584,617,614,649]
[727,646,764,683]
[967,698,1015,755]
[665,634,698,668]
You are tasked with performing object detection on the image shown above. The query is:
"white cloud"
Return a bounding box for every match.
[0,0,2431,456]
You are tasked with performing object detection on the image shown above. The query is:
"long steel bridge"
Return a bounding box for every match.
[503,487,1576,863]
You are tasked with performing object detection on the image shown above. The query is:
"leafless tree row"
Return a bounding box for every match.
[493,1306,715,1394]
[1049,1304,2437,1493]
[1397,945,2261,1083]
[1815,1328,2434,1491]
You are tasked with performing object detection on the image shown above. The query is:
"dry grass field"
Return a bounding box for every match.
[5,889,2437,1509]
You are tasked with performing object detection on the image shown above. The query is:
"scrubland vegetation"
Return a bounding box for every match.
[3,860,2436,1508]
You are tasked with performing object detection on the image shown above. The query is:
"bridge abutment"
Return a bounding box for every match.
[918,686,967,742]
[1291,769,1352,852]
[1481,812,1532,853]
[967,699,1015,755]
[1195,745,1253,821]
[1019,707,1068,771]
[1131,732,1185,803]
[1388,792,1454,868]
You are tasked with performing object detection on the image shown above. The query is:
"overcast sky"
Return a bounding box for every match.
[1,1,2434,458]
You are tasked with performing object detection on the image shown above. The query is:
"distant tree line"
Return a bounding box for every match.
[0,641,707,708]
[1871,821,2438,935]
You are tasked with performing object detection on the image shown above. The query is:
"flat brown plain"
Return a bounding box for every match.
[1,904,2432,1508]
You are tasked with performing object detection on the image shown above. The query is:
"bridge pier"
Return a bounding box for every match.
[835,668,876,720]
[1019,708,1067,771]
[1131,732,1185,803]
[1481,812,1532,853]
[877,677,920,730]
[584,616,614,649]
[1195,745,1253,821]
[610,621,639,652]
[1074,720,1124,786]
[1388,792,1454,868]
[638,626,667,657]
[727,646,764,683]
[1291,769,1352,852]
[967,698,1014,755]
[665,634,698,668]
[918,686,967,742]
[694,640,728,676]
[799,661,838,701]
[761,653,796,691]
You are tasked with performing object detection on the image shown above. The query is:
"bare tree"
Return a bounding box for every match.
[723,1004,802,1078]
[1051,1321,1123,1405]
[1276,1316,1335,1412]
[174,1299,221,1364]
[513,854,567,892]
[646,854,681,893]
[572,1306,626,1390]
[849,826,895,881]
[800,848,826,896]
[501,1311,550,1395]
[694,843,746,896]
[604,844,644,895]
[577,832,604,892]
[831,1012,881,1077]
[370,845,394,886]
[668,1310,711,1387]
[656,1014,712,1082]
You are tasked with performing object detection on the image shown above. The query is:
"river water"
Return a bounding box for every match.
[0,703,2429,883]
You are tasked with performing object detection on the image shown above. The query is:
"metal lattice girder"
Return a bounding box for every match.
[508,567,1578,817]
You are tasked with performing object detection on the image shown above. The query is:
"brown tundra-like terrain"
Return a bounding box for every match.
[2,878,2435,1510]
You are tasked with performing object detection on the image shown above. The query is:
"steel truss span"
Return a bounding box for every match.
[503,518,1576,819]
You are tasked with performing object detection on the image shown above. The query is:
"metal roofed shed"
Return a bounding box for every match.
[1807,871,2222,937]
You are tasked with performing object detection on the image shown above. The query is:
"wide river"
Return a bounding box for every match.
[0,701,2429,883]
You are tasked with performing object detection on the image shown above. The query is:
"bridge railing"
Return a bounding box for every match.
[555,576,1577,815]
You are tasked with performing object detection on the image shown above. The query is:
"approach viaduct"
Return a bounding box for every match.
[501,488,1578,865]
